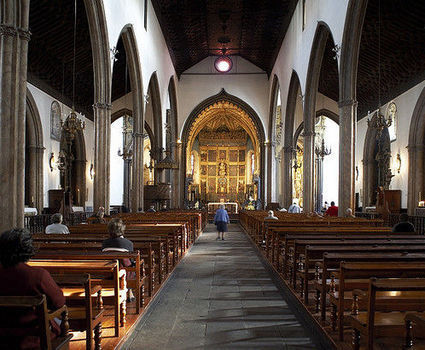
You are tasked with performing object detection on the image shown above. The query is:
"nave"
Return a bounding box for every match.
[123,224,315,350]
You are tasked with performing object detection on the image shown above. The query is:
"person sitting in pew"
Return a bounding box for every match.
[345,208,356,218]
[392,213,415,233]
[91,206,108,224]
[102,218,134,253]
[146,205,156,212]
[45,213,70,234]
[0,228,65,349]
[102,219,135,302]
[325,201,338,216]
[265,210,278,220]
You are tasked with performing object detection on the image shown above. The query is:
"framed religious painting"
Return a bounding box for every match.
[50,101,62,141]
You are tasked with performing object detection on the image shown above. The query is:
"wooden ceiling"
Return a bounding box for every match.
[28,0,94,119]
[151,0,298,76]
[356,0,425,119]
[27,0,425,123]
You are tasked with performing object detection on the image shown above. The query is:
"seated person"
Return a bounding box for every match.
[265,210,278,220]
[278,207,287,212]
[45,213,70,234]
[146,205,156,212]
[392,213,415,233]
[160,204,168,212]
[102,219,135,301]
[102,218,134,253]
[325,201,338,217]
[288,201,301,213]
[0,228,65,349]
[345,208,356,218]
[91,206,107,224]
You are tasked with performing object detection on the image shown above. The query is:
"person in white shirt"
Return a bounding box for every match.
[45,213,70,234]
[288,201,301,213]
[265,210,279,220]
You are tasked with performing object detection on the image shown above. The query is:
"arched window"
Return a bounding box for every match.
[191,153,195,176]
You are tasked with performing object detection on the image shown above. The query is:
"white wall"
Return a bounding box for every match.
[110,119,124,205]
[27,83,95,209]
[177,56,269,138]
[103,0,177,144]
[355,80,425,208]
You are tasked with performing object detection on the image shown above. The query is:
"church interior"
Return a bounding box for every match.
[2,0,425,349]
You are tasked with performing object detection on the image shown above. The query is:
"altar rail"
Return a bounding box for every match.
[24,212,89,234]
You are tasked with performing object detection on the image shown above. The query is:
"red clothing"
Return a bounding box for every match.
[0,262,65,349]
[325,205,339,217]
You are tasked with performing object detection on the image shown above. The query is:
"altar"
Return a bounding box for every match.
[207,202,238,214]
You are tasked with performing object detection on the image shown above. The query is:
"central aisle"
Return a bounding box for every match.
[122,224,316,350]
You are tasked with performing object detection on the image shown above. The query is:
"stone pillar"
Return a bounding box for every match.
[302,131,315,213]
[172,141,182,208]
[265,141,272,205]
[123,159,132,210]
[0,0,31,232]
[93,102,111,213]
[408,145,425,215]
[131,132,144,212]
[281,146,293,208]
[338,99,357,216]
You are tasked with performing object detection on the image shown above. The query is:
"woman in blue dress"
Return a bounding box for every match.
[213,204,230,240]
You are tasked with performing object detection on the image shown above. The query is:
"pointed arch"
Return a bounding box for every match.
[181,89,266,207]
[282,71,302,207]
[119,24,145,211]
[267,75,281,203]
[147,72,163,159]
[407,86,425,214]
[25,88,44,213]
[303,22,334,212]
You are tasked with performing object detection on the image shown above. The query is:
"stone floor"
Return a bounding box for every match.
[121,224,317,350]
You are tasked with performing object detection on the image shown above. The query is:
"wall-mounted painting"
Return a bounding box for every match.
[50,101,62,141]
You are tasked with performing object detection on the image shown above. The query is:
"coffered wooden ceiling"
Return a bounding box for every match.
[151,0,298,76]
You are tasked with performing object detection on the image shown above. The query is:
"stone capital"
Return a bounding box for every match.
[93,102,112,110]
[18,28,31,41]
[301,131,315,137]
[338,99,358,108]
[133,132,145,138]
[0,25,31,40]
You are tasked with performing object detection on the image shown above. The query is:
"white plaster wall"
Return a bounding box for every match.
[103,0,177,147]
[355,80,425,209]
[27,83,95,209]
[110,119,124,205]
[177,56,269,137]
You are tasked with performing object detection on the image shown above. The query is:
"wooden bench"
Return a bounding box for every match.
[296,244,425,305]
[54,274,104,350]
[0,294,72,350]
[329,262,425,340]
[348,278,425,350]
[28,259,125,337]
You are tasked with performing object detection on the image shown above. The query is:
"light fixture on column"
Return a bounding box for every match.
[89,163,94,180]
[49,153,55,172]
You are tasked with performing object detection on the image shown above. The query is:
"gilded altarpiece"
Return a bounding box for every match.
[198,130,247,203]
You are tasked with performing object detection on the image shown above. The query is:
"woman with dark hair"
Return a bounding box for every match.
[0,228,65,349]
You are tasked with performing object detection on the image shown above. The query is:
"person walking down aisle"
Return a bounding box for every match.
[214,204,230,240]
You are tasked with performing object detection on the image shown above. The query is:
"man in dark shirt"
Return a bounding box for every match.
[102,218,134,252]
[392,213,415,233]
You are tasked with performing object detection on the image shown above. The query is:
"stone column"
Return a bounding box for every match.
[131,132,144,212]
[93,102,111,213]
[338,99,357,216]
[0,0,31,232]
[265,141,272,205]
[408,145,425,215]
[302,131,315,213]
[172,141,182,208]
[123,158,132,210]
[281,146,293,208]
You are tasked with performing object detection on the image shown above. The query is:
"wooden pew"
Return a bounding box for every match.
[28,259,125,337]
[54,274,104,350]
[34,239,158,297]
[37,251,146,314]
[348,278,425,350]
[296,244,425,304]
[404,312,425,349]
[0,295,72,350]
[314,252,425,321]
[329,262,425,341]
